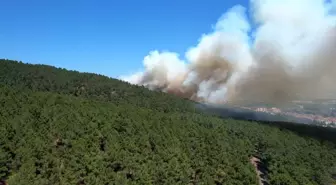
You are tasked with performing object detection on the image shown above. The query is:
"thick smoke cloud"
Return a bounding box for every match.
[121,0,336,105]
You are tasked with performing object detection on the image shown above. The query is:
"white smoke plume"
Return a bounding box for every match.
[121,0,336,105]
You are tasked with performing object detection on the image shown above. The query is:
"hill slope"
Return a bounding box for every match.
[0,59,336,185]
[0,59,194,113]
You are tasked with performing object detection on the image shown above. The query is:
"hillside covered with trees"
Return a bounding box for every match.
[1,59,336,185]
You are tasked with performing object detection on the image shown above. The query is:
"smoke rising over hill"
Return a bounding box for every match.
[121,0,336,105]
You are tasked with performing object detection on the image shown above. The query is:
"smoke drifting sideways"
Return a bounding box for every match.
[121,0,336,106]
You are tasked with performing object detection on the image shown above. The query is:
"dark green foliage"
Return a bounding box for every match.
[0,86,259,185]
[0,59,336,184]
[0,59,194,113]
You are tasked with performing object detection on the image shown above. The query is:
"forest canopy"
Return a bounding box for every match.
[0,59,336,185]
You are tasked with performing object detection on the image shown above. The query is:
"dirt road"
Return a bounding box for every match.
[250,156,269,185]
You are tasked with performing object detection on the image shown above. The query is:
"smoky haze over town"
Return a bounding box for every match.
[121,0,336,126]
[122,0,336,104]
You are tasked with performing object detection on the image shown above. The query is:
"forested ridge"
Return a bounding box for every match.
[0,59,193,113]
[0,59,336,185]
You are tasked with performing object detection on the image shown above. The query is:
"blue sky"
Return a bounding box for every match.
[0,0,249,78]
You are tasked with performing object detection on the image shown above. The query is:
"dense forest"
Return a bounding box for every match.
[0,59,336,185]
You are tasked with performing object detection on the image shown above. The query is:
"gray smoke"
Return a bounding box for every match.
[121,0,336,106]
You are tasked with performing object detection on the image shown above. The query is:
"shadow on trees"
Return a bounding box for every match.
[197,104,336,144]
[253,120,336,144]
